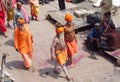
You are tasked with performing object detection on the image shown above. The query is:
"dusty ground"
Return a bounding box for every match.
[0,0,120,82]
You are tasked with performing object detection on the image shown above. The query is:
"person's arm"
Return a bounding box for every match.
[87,28,94,39]
[50,37,57,60]
[99,0,106,7]
[13,10,17,29]
[102,32,110,37]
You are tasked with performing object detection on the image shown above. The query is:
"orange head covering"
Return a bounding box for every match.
[56,27,64,34]
[65,14,73,22]
[17,18,25,25]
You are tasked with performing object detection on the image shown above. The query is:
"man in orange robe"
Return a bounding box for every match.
[14,17,33,70]
[64,14,77,67]
[50,23,71,81]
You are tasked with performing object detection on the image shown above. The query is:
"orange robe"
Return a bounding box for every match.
[14,24,33,68]
[65,39,77,56]
[55,50,67,65]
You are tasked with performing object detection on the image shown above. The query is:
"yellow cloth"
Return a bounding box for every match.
[14,24,33,55]
[30,4,39,17]
[7,9,14,21]
[55,50,67,65]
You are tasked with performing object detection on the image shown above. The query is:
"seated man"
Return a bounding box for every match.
[85,23,102,59]
[98,24,120,51]
[101,12,113,32]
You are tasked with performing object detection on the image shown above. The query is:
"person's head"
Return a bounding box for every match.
[65,13,73,22]
[108,24,115,32]
[17,2,22,10]
[17,16,25,30]
[94,23,100,30]
[55,22,64,35]
[103,12,111,19]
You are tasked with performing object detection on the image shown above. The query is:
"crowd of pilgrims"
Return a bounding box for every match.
[0,0,120,81]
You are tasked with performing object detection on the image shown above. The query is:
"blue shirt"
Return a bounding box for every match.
[13,9,25,28]
[87,27,103,39]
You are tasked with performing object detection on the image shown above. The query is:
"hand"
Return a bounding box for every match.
[16,49,18,52]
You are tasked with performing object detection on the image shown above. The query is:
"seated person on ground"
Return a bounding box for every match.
[85,23,102,59]
[98,24,120,51]
[101,12,114,32]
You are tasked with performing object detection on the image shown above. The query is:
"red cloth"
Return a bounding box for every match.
[0,11,7,32]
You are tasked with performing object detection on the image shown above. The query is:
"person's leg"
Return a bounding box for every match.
[53,61,60,74]
[98,41,113,51]
[3,32,7,38]
[61,64,70,81]
[45,0,49,3]
[30,5,34,20]
[22,54,32,69]
[58,0,65,10]
[69,55,74,67]
[34,6,39,21]
[88,40,98,59]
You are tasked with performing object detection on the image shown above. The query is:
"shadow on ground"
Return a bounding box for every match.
[6,60,25,70]
[38,67,65,79]
[4,39,14,47]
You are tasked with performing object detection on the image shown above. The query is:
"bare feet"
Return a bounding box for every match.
[4,33,7,38]
[31,16,34,20]
[70,63,74,68]
[66,75,71,81]
[35,18,39,21]
[26,67,35,72]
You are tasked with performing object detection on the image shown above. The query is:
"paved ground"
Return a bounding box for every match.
[0,0,120,82]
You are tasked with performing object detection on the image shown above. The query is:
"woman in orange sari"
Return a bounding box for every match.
[0,0,7,37]
[14,17,33,70]
[64,14,77,67]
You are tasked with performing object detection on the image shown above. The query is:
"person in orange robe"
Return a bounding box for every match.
[64,14,77,67]
[0,0,7,37]
[50,23,71,81]
[14,17,33,70]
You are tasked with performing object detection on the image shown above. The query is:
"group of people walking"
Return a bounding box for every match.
[0,0,119,81]
[50,13,77,81]
[0,0,76,81]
